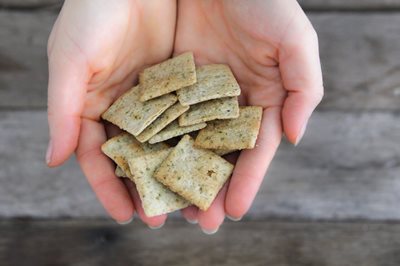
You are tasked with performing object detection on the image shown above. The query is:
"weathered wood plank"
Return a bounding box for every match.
[0,11,55,108]
[311,14,400,110]
[300,0,400,10]
[0,0,61,8]
[0,111,105,218]
[2,220,400,266]
[1,11,400,110]
[0,110,399,220]
[257,111,400,220]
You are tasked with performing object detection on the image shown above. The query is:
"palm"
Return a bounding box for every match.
[175,1,287,109]
[175,0,322,230]
[48,0,175,120]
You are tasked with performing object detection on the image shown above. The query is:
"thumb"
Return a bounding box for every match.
[279,11,323,145]
[46,47,88,167]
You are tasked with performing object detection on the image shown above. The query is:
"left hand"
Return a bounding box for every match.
[46,0,177,226]
[175,0,323,233]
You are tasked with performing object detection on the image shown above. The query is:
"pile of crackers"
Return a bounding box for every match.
[101,52,262,217]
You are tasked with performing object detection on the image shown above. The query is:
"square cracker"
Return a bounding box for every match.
[136,102,189,143]
[139,52,196,102]
[177,64,241,106]
[101,132,169,176]
[101,85,177,136]
[128,149,190,217]
[178,97,239,126]
[148,120,207,144]
[154,135,234,211]
[195,106,262,150]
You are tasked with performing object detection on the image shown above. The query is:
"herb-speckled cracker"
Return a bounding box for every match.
[148,120,207,144]
[101,132,169,176]
[195,106,262,150]
[177,64,240,106]
[128,149,190,217]
[178,97,239,126]
[101,85,177,136]
[139,52,196,102]
[154,135,234,211]
[136,102,189,143]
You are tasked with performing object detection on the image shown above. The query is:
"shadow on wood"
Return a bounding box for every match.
[2,219,400,266]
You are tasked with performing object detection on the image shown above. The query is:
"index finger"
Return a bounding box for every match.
[76,118,135,223]
[279,4,323,144]
[225,106,282,219]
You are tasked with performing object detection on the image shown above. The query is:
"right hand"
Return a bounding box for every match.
[175,0,323,232]
[46,0,177,226]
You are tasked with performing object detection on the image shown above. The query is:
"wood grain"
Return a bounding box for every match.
[300,0,400,10]
[1,11,400,110]
[311,13,400,110]
[0,110,399,220]
[2,219,400,266]
[0,0,61,8]
[0,111,105,218]
[0,11,55,108]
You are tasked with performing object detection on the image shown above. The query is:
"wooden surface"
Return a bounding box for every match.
[0,0,61,8]
[2,219,400,266]
[1,110,399,220]
[300,0,400,10]
[0,11,54,108]
[311,13,400,110]
[1,2,399,265]
[1,11,400,110]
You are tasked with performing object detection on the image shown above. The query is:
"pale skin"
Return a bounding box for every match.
[47,0,323,233]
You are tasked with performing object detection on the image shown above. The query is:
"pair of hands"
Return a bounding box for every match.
[46,0,323,233]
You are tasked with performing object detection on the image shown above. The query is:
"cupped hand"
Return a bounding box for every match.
[175,0,323,232]
[46,0,177,225]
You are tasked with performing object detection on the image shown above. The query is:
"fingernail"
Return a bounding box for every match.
[117,216,134,225]
[227,215,242,222]
[185,218,198,224]
[295,122,308,146]
[202,227,219,235]
[46,140,53,165]
[148,222,164,230]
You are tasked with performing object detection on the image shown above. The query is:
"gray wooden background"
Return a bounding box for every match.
[1,1,400,265]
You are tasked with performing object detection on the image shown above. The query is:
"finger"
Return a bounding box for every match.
[181,205,199,224]
[47,44,89,166]
[225,107,282,219]
[125,180,167,229]
[76,118,135,223]
[279,12,323,145]
[198,183,228,234]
